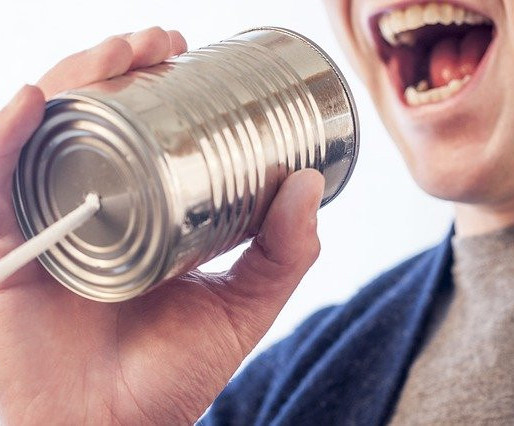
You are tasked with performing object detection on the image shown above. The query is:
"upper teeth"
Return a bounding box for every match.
[379,3,491,46]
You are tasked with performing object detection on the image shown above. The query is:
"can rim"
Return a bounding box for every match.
[13,94,175,302]
[236,26,360,207]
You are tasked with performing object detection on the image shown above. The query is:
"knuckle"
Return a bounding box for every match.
[145,26,167,37]
[303,222,321,263]
[236,242,286,286]
[102,36,132,54]
[93,38,132,75]
[132,27,169,47]
[127,27,171,66]
[308,237,322,263]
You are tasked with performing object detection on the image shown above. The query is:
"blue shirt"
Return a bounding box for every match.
[201,230,453,425]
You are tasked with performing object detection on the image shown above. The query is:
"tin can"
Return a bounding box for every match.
[12,27,359,302]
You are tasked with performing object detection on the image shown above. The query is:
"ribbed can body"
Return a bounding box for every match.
[13,27,359,301]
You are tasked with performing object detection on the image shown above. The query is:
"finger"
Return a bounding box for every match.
[167,30,188,56]
[38,28,188,99]
[221,169,325,344]
[0,85,45,183]
[125,27,187,69]
[37,37,133,99]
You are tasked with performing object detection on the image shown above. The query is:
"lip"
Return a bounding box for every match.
[365,0,498,118]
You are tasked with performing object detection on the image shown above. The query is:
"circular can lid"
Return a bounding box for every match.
[13,95,172,302]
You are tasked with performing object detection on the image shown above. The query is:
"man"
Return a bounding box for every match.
[0,1,512,424]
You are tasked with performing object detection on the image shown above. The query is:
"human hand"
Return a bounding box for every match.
[0,27,324,425]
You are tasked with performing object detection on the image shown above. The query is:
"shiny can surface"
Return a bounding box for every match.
[13,27,359,302]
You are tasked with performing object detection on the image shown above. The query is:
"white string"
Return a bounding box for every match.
[0,193,101,283]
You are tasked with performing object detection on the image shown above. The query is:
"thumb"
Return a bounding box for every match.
[0,85,45,188]
[221,168,325,347]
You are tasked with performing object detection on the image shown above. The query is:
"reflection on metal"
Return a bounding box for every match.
[13,27,359,302]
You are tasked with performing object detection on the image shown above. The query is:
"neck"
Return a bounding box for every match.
[454,199,514,237]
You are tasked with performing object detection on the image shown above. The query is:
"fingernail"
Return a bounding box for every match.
[167,30,188,52]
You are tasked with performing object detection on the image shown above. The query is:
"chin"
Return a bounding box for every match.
[407,146,514,205]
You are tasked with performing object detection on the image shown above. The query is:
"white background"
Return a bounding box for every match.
[0,0,452,360]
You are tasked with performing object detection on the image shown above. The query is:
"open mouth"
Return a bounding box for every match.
[371,2,495,107]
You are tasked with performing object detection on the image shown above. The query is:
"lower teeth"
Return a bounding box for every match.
[404,75,472,106]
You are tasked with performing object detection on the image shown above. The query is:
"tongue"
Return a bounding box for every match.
[429,28,491,88]
[430,38,460,88]
[460,27,492,76]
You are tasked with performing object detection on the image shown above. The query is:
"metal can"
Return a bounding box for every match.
[12,27,359,302]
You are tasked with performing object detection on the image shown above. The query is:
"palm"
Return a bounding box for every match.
[0,250,241,423]
[0,28,324,424]
[0,149,266,424]
[0,134,245,423]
